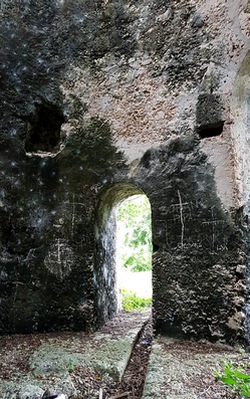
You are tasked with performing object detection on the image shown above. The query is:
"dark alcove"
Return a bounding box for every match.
[197,121,224,138]
[24,103,65,153]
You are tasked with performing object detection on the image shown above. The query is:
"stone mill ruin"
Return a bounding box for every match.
[0,0,250,347]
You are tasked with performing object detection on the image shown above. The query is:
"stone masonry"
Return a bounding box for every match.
[0,0,249,345]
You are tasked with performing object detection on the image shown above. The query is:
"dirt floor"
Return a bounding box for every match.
[0,311,150,399]
[144,336,250,399]
[0,310,250,399]
[69,313,152,399]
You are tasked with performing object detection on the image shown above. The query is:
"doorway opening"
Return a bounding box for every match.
[116,194,152,312]
[94,183,152,328]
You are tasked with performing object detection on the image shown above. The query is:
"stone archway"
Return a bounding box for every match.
[94,183,151,328]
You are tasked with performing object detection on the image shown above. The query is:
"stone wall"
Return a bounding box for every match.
[0,0,249,344]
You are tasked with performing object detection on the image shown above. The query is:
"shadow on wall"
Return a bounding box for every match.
[93,182,151,328]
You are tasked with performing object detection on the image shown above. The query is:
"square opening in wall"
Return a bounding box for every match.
[197,121,224,139]
[24,103,65,153]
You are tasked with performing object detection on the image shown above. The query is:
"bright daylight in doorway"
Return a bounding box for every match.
[115,194,152,312]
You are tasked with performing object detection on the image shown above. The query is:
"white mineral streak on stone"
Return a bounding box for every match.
[25,148,65,158]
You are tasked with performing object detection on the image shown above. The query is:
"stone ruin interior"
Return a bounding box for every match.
[0,0,250,348]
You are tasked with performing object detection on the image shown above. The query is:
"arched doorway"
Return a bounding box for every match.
[116,194,152,311]
[94,183,152,328]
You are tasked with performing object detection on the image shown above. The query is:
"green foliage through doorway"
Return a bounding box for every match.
[116,194,152,272]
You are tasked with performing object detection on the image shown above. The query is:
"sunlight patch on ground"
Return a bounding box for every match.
[118,269,152,298]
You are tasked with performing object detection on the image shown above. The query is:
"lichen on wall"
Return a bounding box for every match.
[131,135,245,344]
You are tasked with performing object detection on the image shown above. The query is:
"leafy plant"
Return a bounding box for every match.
[121,288,152,312]
[116,195,152,272]
[67,357,74,373]
[214,360,250,397]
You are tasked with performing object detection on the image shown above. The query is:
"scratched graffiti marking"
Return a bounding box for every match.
[44,238,74,280]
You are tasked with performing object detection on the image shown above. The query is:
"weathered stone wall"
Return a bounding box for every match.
[0,0,249,344]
